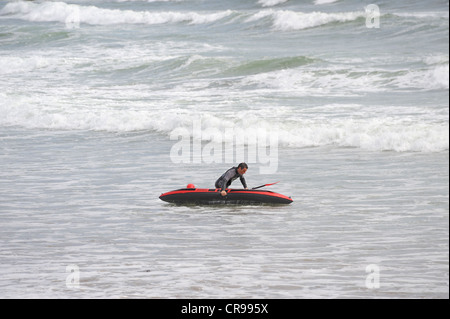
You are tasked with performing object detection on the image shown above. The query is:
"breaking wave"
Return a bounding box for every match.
[1,1,447,31]
[0,1,234,26]
[1,90,447,153]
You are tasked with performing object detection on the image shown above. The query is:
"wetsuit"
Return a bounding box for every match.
[215,167,247,191]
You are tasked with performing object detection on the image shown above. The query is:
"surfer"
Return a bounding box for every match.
[215,163,248,196]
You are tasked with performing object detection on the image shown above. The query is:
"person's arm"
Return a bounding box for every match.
[220,176,229,196]
[220,169,234,195]
[240,176,247,189]
[220,178,228,192]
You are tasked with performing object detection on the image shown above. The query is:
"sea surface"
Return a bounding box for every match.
[0,0,448,298]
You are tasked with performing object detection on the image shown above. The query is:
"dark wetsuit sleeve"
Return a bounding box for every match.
[240,176,247,189]
[220,179,227,191]
[220,169,236,191]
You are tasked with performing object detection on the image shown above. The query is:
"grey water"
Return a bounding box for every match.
[0,0,448,298]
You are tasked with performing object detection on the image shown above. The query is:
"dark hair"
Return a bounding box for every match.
[238,163,248,169]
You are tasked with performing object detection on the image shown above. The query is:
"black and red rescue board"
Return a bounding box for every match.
[160,187,293,205]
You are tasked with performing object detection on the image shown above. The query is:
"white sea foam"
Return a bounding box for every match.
[246,9,365,30]
[239,60,450,94]
[393,64,449,90]
[0,56,54,74]
[1,91,447,153]
[245,9,274,23]
[113,0,185,2]
[314,0,339,5]
[0,1,233,26]
[277,118,449,152]
[258,0,289,7]
[423,55,449,65]
[394,11,450,19]
[273,10,365,30]
[0,1,447,154]
[240,67,385,95]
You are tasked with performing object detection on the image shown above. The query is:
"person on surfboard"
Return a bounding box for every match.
[215,163,248,196]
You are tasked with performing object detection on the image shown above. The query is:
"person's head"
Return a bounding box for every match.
[237,162,248,175]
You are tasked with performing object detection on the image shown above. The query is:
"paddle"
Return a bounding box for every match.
[251,181,280,190]
[220,182,279,198]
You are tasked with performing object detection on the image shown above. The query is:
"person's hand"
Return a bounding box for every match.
[221,190,227,196]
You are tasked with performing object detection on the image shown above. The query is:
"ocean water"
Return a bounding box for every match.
[0,0,448,299]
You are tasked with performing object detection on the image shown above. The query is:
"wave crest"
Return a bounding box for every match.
[1,92,448,153]
[271,10,365,30]
[258,0,289,7]
[0,1,234,26]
